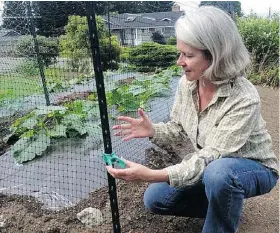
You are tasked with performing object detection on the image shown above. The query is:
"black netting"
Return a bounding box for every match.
[0,1,186,232]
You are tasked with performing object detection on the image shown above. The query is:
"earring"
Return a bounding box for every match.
[202,79,206,88]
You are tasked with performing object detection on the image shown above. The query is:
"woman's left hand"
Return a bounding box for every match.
[106,159,169,183]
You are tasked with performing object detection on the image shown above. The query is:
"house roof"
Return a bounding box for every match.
[102,11,184,30]
[0,29,21,37]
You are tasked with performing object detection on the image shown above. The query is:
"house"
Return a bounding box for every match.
[0,29,22,56]
[102,5,184,46]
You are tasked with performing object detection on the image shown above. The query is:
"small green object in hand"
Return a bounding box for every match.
[103,152,126,168]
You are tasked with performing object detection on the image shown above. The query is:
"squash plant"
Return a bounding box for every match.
[106,67,181,112]
[8,100,101,163]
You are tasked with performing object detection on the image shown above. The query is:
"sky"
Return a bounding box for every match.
[175,0,279,16]
[0,0,279,24]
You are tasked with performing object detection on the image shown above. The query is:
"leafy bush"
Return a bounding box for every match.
[151,31,165,44]
[15,36,59,67]
[7,100,101,163]
[118,63,137,72]
[59,15,120,72]
[167,36,177,45]
[14,60,40,77]
[247,63,279,88]
[120,46,132,61]
[237,15,279,68]
[128,42,178,72]
[237,14,279,87]
[100,35,121,70]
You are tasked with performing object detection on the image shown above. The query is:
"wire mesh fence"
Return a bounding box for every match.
[0,1,185,232]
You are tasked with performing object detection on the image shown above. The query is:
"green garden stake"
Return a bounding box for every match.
[103,152,126,168]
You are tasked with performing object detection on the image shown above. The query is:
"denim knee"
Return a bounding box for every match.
[143,183,159,212]
[202,159,236,195]
[143,182,172,214]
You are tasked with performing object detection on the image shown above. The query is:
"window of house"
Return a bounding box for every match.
[161,18,171,21]
[125,16,136,22]
[164,27,174,33]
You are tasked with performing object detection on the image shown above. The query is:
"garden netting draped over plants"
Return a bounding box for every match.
[1,1,279,233]
[0,1,182,232]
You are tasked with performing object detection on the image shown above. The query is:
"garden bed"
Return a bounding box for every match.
[1,118,278,233]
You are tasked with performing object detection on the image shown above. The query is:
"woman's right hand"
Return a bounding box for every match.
[112,108,154,141]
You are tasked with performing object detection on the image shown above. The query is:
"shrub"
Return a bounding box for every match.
[128,42,178,72]
[59,15,120,72]
[120,46,132,61]
[14,60,40,77]
[237,14,279,87]
[167,36,177,45]
[151,31,165,44]
[237,15,279,68]
[15,36,59,67]
[247,63,279,88]
[100,35,121,70]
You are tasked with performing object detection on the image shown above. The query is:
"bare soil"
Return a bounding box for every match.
[0,85,278,233]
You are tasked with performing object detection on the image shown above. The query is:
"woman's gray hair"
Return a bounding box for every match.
[175,6,250,84]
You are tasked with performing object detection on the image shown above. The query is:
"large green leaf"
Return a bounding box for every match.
[128,85,146,96]
[80,100,98,112]
[66,101,84,114]
[134,75,154,82]
[149,83,170,97]
[62,113,84,125]
[69,122,87,136]
[83,123,102,148]
[34,106,67,115]
[21,129,34,138]
[62,113,87,136]
[12,132,51,163]
[21,116,38,129]
[84,122,101,137]
[48,124,67,138]
[80,100,100,120]
[11,137,31,155]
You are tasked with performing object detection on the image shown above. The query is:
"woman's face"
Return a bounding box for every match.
[176,40,210,81]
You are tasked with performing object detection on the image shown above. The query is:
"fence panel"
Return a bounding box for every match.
[0,1,184,232]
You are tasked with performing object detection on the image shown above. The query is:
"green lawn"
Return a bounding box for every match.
[0,74,42,102]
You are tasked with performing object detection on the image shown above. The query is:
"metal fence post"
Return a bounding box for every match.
[85,2,122,233]
[107,2,113,70]
[26,1,50,106]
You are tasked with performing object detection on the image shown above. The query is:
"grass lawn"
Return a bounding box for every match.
[0,74,43,102]
[45,67,81,81]
[0,64,82,102]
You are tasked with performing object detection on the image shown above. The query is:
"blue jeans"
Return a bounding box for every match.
[144,158,278,233]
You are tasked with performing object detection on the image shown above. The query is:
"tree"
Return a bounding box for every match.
[33,1,172,37]
[33,1,87,37]
[109,1,172,14]
[2,1,29,35]
[15,36,59,67]
[32,1,110,37]
[59,15,120,71]
[3,1,173,37]
[199,1,242,17]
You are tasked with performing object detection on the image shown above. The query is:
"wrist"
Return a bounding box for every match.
[148,169,169,183]
[149,124,155,138]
